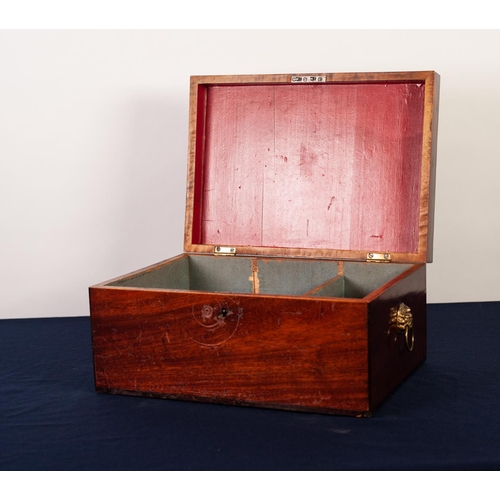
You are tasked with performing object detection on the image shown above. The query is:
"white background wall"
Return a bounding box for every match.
[1,29,499,319]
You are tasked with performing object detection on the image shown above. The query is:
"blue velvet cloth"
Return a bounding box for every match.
[1,302,499,470]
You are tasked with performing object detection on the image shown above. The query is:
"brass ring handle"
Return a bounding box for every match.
[387,303,414,352]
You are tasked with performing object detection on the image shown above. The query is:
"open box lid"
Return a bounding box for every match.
[184,71,439,264]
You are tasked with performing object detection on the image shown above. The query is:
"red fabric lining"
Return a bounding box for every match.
[195,82,424,253]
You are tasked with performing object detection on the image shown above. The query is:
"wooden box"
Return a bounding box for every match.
[90,71,439,416]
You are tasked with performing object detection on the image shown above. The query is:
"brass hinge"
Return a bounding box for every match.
[367,252,391,263]
[214,246,236,256]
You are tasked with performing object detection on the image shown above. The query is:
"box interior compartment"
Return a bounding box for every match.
[108,255,412,299]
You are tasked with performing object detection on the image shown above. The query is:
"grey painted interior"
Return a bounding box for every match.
[257,259,338,295]
[108,256,411,298]
[188,255,253,293]
[342,262,412,298]
[109,255,190,290]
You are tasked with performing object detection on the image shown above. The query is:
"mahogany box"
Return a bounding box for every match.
[90,71,440,416]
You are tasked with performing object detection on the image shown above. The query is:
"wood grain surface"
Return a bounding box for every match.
[368,264,427,410]
[90,287,370,415]
[90,263,426,415]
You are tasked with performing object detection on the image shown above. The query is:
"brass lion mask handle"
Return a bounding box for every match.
[388,303,414,352]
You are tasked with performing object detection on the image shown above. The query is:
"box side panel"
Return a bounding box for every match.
[90,288,369,415]
[368,265,427,410]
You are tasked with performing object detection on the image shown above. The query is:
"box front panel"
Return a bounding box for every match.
[90,287,370,414]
